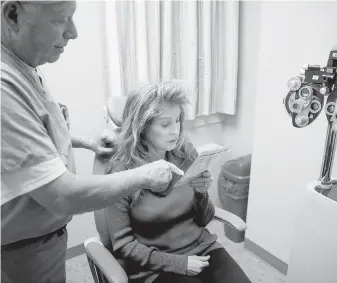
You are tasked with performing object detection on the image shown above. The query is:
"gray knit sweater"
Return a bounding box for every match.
[105,144,222,282]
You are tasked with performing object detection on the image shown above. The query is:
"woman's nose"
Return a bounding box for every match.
[170,123,180,135]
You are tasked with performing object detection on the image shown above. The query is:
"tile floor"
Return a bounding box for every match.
[66,221,286,283]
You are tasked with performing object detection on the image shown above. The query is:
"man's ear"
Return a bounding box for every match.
[1,1,23,30]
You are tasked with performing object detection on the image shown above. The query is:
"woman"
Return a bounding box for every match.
[105,81,251,283]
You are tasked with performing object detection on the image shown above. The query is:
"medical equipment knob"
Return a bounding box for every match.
[295,115,309,127]
[320,87,329,95]
[287,76,302,91]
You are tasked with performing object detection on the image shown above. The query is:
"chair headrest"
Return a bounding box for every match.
[106,96,125,128]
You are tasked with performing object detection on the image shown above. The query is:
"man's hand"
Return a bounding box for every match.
[72,129,121,158]
[186,255,210,276]
[135,159,184,193]
[91,129,115,157]
[91,128,123,158]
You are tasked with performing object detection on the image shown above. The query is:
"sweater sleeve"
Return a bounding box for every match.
[193,191,215,227]
[106,197,188,275]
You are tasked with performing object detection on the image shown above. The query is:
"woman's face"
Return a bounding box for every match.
[144,101,181,158]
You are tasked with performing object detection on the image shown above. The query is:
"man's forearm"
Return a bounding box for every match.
[71,135,94,150]
[64,169,142,215]
[32,169,143,216]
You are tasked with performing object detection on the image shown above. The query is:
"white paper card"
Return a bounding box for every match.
[174,144,232,187]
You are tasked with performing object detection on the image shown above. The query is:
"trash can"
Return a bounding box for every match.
[217,154,252,243]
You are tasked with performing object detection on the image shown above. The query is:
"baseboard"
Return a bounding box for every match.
[244,238,288,275]
[66,243,85,260]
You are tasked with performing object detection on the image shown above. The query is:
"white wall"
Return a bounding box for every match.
[246,1,337,265]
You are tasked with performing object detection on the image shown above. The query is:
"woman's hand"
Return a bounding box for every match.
[186,255,210,276]
[188,170,213,194]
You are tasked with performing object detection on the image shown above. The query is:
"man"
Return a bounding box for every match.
[1,2,184,283]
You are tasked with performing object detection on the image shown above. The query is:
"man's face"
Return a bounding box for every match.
[18,1,78,66]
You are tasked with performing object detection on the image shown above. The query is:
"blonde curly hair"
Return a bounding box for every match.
[106,80,196,174]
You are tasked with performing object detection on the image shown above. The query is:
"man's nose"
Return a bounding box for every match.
[64,19,78,40]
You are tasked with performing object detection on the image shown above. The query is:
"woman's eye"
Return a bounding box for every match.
[161,122,170,128]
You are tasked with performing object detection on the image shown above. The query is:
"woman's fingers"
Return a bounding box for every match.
[197,255,210,261]
[187,255,210,276]
[189,175,213,186]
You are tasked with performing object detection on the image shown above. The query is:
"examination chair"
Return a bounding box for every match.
[84,153,248,283]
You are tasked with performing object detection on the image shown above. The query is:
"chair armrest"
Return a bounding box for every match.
[85,238,128,283]
[214,207,247,232]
